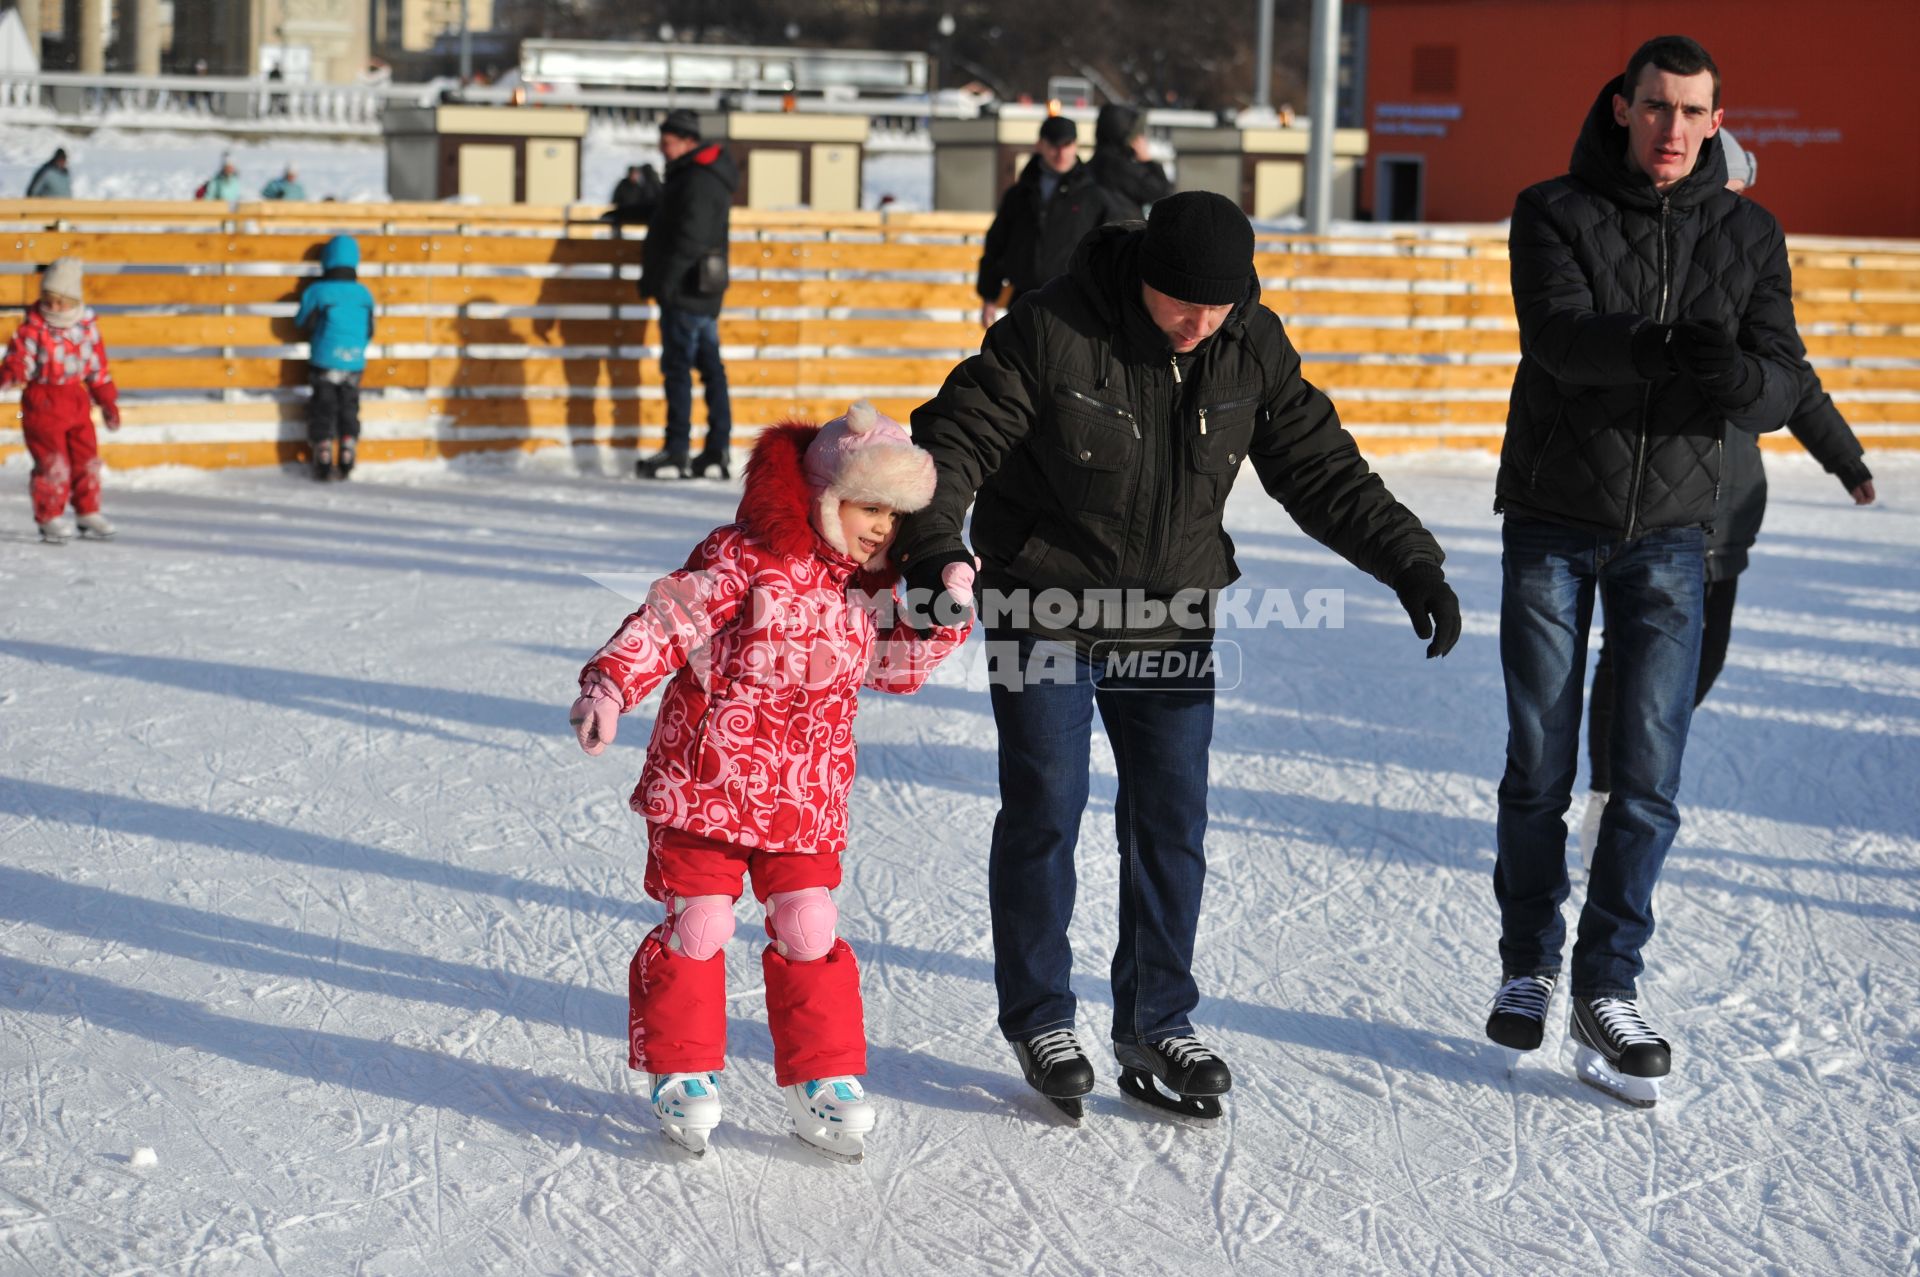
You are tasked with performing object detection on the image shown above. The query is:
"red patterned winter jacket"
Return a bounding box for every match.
[0,305,118,430]
[582,423,972,854]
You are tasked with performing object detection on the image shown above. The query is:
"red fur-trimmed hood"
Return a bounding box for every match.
[736,421,901,589]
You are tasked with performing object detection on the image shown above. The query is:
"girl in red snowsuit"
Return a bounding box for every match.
[2,258,121,544]
[568,402,974,1157]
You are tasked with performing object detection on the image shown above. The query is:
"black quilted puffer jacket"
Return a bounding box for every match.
[1496,77,1802,538]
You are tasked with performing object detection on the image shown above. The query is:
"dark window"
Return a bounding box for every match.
[1411,45,1458,95]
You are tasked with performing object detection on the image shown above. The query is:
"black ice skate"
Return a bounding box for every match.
[1012,1028,1096,1120]
[337,436,357,479]
[1569,996,1671,1108]
[635,448,688,480]
[1486,972,1559,1052]
[684,450,732,480]
[312,438,335,481]
[1115,1034,1231,1121]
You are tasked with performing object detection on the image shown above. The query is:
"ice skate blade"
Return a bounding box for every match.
[790,1127,865,1164]
[1572,1044,1661,1108]
[1117,1069,1224,1122]
[1043,1094,1084,1122]
[1498,1046,1534,1077]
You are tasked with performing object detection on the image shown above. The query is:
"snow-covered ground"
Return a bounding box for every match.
[1,448,1916,1275]
[0,123,937,210]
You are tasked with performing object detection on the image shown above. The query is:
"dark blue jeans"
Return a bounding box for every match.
[985,630,1215,1047]
[1496,517,1705,998]
[658,307,731,457]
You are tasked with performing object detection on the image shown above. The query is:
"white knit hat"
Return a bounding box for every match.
[801,400,937,557]
[41,257,83,303]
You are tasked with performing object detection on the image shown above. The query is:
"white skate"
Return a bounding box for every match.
[76,512,116,540]
[37,517,75,545]
[783,1076,876,1163]
[650,1072,722,1154]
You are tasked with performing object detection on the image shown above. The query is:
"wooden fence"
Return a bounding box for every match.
[3,201,1917,471]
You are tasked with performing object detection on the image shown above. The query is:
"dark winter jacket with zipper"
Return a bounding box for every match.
[976,157,1131,303]
[640,143,739,318]
[1709,365,1871,581]
[1497,76,1802,539]
[897,222,1445,649]
[1087,105,1173,220]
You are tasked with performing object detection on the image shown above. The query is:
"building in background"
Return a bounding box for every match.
[1350,0,1918,237]
[170,0,368,82]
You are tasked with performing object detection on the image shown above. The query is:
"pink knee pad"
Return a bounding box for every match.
[668,895,736,960]
[766,888,837,962]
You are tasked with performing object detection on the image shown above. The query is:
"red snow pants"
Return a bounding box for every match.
[23,388,103,523]
[628,824,866,1086]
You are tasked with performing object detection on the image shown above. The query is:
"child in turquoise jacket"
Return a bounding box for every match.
[294,235,376,480]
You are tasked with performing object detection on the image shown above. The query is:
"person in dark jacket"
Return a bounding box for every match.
[1483,37,1807,1105]
[295,235,376,481]
[604,163,661,229]
[894,192,1461,1117]
[1087,104,1172,219]
[1572,128,1877,865]
[26,149,71,198]
[637,110,739,480]
[975,116,1129,328]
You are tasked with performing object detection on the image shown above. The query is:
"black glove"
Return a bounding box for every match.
[1393,563,1461,659]
[901,547,976,635]
[1670,320,1757,406]
[1630,322,1674,381]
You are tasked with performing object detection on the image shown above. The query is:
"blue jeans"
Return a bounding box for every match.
[1495,517,1705,998]
[658,308,731,457]
[985,631,1215,1046]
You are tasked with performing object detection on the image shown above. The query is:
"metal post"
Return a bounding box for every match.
[1304,0,1340,234]
[459,0,472,83]
[1253,0,1274,109]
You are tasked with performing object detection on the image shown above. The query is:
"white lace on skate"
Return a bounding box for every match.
[1158,1035,1218,1069]
[1588,998,1661,1049]
[1489,974,1556,1021]
[1028,1028,1089,1069]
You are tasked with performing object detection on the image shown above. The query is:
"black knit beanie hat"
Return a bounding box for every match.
[1138,191,1254,306]
[661,108,702,141]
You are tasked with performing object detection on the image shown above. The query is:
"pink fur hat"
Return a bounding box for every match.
[802,400,937,555]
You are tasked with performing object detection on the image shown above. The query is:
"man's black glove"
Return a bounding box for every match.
[1670,320,1757,407]
[901,547,976,635]
[1393,563,1461,659]
[1630,321,1674,381]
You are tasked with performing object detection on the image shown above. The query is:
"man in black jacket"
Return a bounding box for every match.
[1483,36,1804,1107]
[1087,104,1172,220]
[895,192,1460,1117]
[637,110,739,480]
[975,116,1130,328]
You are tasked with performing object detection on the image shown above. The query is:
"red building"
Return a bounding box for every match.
[1353,0,1919,237]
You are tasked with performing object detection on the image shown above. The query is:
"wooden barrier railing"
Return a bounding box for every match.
[2,205,1916,470]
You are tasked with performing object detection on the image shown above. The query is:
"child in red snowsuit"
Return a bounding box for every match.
[568,401,975,1158]
[2,258,120,544]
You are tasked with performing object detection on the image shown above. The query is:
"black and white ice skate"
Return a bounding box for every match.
[1486,972,1558,1055]
[1568,996,1670,1108]
[337,437,357,479]
[312,438,335,481]
[1012,1028,1095,1120]
[1115,1035,1231,1121]
[635,449,688,480]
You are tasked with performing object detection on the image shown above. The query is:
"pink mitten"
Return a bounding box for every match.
[569,672,622,755]
[940,557,980,611]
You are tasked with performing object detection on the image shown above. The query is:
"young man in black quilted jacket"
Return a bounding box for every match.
[894,191,1461,1117]
[1484,36,1805,1105]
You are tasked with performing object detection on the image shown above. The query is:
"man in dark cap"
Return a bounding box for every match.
[636,109,740,479]
[974,114,1129,328]
[895,191,1460,1120]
